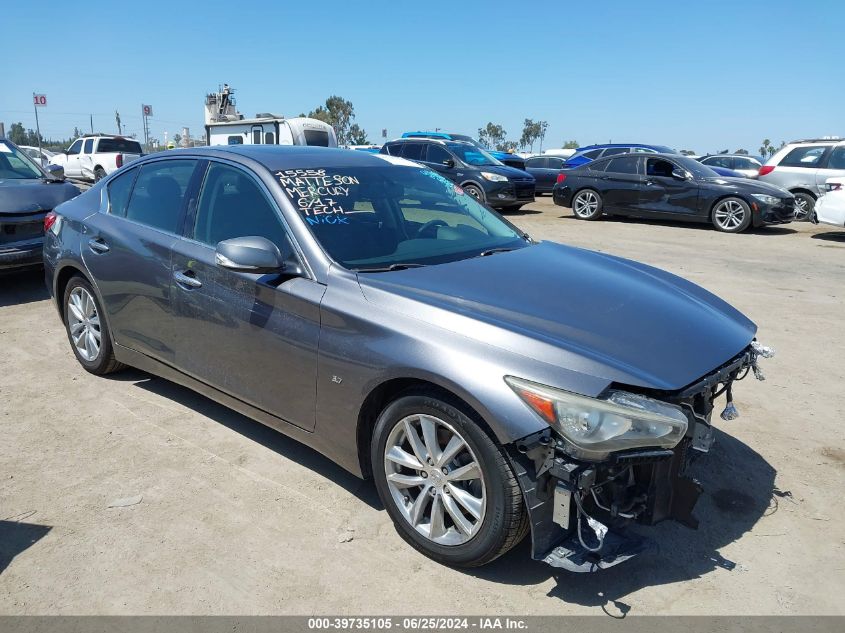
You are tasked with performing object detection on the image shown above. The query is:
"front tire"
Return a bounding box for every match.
[462,184,485,204]
[63,276,124,375]
[711,197,752,233]
[571,189,603,220]
[371,391,527,567]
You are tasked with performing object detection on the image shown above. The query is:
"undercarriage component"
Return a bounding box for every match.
[543,529,657,573]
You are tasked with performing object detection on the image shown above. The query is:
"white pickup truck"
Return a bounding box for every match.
[49,135,143,182]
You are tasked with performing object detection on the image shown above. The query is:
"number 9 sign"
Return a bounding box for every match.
[33,94,47,107]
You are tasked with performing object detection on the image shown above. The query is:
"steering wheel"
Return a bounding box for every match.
[416,219,449,238]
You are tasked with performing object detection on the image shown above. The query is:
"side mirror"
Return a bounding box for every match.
[215,236,286,274]
[442,159,455,168]
[44,164,65,181]
[671,168,690,180]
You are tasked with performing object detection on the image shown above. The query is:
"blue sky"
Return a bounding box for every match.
[3,0,841,153]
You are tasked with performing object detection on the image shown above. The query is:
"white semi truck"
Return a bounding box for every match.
[204,85,337,148]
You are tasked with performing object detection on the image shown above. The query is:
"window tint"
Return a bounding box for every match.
[780,145,827,167]
[304,129,330,147]
[583,149,602,159]
[253,129,262,144]
[425,144,452,165]
[525,157,547,169]
[97,138,143,153]
[548,158,565,169]
[264,132,275,144]
[107,167,138,217]
[703,156,732,169]
[587,160,609,172]
[606,156,640,174]
[83,139,94,154]
[67,140,82,155]
[632,147,658,153]
[125,159,197,233]
[734,157,760,170]
[227,136,243,145]
[383,143,402,156]
[193,163,290,251]
[826,147,845,170]
[602,147,628,157]
[646,158,676,177]
[401,143,425,161]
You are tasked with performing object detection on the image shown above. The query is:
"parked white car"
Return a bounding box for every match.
[19,145,56,167]
[49,135,143,181]
[814,177,845,228]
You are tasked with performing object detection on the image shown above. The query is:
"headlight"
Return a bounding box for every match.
[752,194,780,205]
[481,171,508,182]
[505,376,688,460]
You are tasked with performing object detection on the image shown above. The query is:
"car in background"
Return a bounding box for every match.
[402,131,526,171]
[45,144,769,572]
[0,138,81,271]
[563,143,677,168]
[382,138,535,211]
[698,154,763,179]
[813,177,845,228]
[346,144,382,154]
[524,155,568,194]
[50,135,143,182]
[757,138,845,220]
[553,153,794,233]
[20,145,56,168]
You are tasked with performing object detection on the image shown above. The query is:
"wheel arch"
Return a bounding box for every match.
[789,187,817,200]
[708,193,752,219]
[54,263,91,320]
[356,377,501,479]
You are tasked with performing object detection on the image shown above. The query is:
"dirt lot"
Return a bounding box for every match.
[1,198,844,615]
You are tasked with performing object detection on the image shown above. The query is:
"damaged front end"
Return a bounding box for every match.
[505,341,774,573]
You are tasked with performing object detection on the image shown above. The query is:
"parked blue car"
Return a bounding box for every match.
[402,131,526,171]
[564,144,745,178]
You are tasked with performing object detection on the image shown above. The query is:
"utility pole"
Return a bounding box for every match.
[32,92,45,162]
[115,110,122,135]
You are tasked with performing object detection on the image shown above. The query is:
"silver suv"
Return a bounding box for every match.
[758,138,845,219]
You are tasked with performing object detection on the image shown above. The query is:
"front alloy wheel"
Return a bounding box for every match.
[384,414,486,545]
[712,197,752,232]
[372,391,528,567]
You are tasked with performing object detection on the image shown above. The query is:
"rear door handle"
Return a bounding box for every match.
[88,237,110,253]
[173,270,202,289]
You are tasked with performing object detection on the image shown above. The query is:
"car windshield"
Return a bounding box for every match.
[673,156,721,179]
[276,164,527,270]
[445,143,502,166]
[0,142,44,179]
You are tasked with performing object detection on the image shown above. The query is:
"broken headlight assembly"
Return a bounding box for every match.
[505,376,688,460]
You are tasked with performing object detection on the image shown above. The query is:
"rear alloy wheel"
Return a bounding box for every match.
[792,192,815,221]
[572,189,603,220]
[63,276,124,375]
[372,391,527,567]
[463,184,485,203]
[712,197,752,233]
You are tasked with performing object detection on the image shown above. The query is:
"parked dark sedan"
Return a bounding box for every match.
[45,146,770,572]
[382,138,535,211]
[524,155,568,194]
[0,139,81,270]
[553,153,795,232]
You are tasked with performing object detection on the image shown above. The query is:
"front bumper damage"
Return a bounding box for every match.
[507,342,772,573]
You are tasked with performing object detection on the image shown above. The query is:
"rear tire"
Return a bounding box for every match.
[94,167,107,182]
[792,192,815,221]
[371,390,527,568]
[63,276,124,375]
[571,189,603,220]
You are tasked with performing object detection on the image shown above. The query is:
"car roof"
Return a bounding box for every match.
[388,137,474,147]
[152,145,408,171]
[578,143,663,150]
[701,154,761,159]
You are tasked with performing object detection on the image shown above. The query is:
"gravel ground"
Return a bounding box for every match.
[1,197,843,615]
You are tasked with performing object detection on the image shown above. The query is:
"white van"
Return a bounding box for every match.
[206,116,338,148]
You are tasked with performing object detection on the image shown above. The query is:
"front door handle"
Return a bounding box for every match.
[173,270,202,289]
[88,237,110,253]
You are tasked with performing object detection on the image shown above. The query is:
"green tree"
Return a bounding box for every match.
[759,138,780,157]
[172,133,182,147]
[562,140,579,149]
[478,122,507,151]
[734,148,749,155]
[679,149,697,156]
[8,122,27,145]
[520,119,542,152]
[308,95,358,145]
[348,123,369,145]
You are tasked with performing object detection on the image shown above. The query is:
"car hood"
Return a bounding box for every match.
[702,176,791,197]
[0,178,81,215]
[473,164,535,181]
[357,242,756,392]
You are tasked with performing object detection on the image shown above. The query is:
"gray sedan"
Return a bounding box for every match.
[44,146,770,571]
